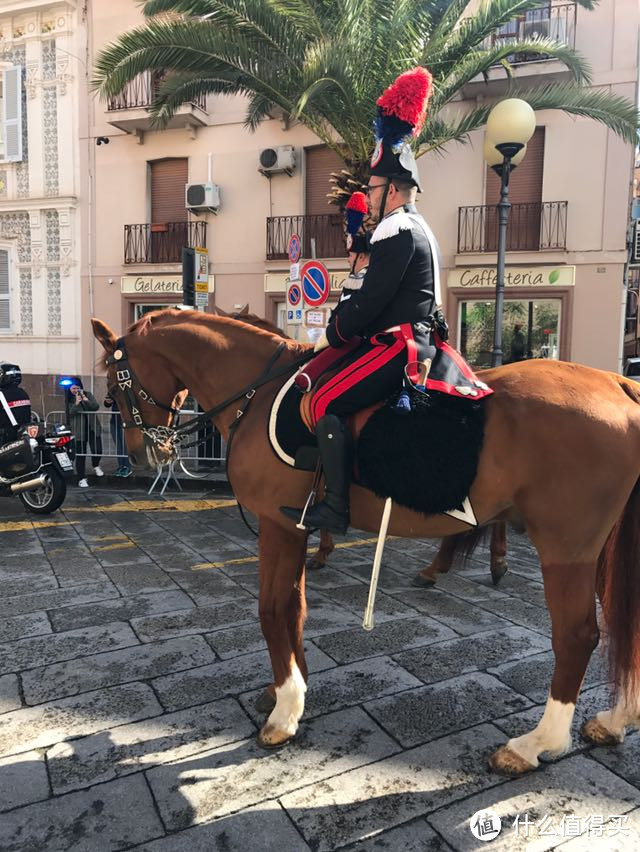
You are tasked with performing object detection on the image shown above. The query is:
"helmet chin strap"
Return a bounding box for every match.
[378,178,391,222]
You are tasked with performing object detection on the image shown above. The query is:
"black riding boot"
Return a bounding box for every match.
[280,414,351,535]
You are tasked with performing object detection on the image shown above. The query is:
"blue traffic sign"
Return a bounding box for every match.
[287,283,302,308]
[300,260,330,308]
[287,233,301,264]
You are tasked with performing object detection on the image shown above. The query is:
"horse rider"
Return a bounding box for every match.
[281,66,441,535]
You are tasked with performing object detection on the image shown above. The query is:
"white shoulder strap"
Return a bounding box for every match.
[0,391,17,427]
[406,212,443,306]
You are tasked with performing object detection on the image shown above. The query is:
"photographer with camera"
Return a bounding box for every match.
[65,378,103,488]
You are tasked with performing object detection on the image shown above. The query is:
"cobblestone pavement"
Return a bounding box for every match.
[0,486,639,851]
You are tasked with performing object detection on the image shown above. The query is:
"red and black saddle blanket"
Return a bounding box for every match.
[268,334,493,523]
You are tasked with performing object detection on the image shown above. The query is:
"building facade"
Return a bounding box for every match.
[86,0,638,383]
[0,0,87,411]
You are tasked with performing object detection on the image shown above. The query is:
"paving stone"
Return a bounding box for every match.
[343,818,452,851]
[488,649,610,703]
[0,533,45,556]
[366,672,533,748]
[35,524,81,542]
[591,729,640,789]
[244,657,422,724]
[1,572,58,597]
[394,626,551,686]
[305,565,366,589]
[304,599,364,636]
[0,555,51,580]
[92,542,155,567]
[47,697,256,794]
[0,673,21,713]
[169,567,252,604]
[102,562,180,595]
[22,635,216,704]
[0,610,51,642]
[44,542,93,563]
[153,642,336,712]
[0,773,164,851]
[0,682,162,754]
[427,754,640,851]
[0,750,49,812]
[318,584,419,622]
[476,596,551,634]
[205,620,272,659]
[557,807,640,850]
[49,589,194,632]
[138,539,205,566]
[53,559,110,587]
[280,723,506,852]
[313,616,457,664]
[0,621,139,676]
[406,587,505,636]
[146,706,399,830]
[136,801,310,851]
[0,581,119,618]
[132,600,256,642]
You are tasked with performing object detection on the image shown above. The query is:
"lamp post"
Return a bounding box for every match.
[484,98,536,367]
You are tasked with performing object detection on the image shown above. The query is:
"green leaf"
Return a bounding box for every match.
[548,269,560,284]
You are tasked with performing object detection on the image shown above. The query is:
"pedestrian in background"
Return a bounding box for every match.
[104,392,131,477]
[66,378,103,487]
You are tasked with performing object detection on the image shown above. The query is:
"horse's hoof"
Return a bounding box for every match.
[254,688,277,714]
[306,557,325,572]
[257,723,294,749]
[489,745,537,776]
[491,558,508,585]
[581,717,624,746]
[412,572,436,588]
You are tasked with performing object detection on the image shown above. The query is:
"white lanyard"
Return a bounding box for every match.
[406,213,443,306]
[0,391,17,427]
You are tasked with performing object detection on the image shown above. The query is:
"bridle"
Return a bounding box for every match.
[105,336,316,464]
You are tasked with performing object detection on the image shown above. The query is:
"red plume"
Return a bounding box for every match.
[346,191,368,214]
[376,67,433,136]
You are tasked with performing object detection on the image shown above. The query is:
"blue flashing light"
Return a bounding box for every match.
[58,377,74,387]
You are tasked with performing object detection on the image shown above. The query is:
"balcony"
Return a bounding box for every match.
[267,214,345,261]
[486,3,577,63]
[106,71,207,135]
[457,201,568,253]
[124,221,207,265]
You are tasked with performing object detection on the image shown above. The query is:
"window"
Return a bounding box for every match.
[0,249,11,332]
[0,66,23,163]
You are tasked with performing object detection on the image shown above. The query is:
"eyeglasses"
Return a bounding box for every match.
[365,184,386,196]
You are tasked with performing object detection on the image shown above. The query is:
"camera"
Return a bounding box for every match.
[96,136,110,146]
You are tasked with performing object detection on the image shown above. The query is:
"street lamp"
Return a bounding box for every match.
[484,98,536,367]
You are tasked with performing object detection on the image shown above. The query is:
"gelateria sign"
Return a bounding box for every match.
[121,275,215,294]
[448,266,575,288]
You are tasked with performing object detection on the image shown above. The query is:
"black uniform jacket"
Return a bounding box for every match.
[0,385,31,443]
[326,204,435,348]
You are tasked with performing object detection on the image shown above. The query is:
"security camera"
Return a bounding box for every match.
[96,136,110,146]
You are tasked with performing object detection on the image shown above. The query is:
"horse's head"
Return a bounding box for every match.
[92,316,188,470]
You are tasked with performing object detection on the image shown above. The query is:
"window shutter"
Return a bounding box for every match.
[150,158,189,223]
[305,146,344,215]
[3,66,23,163]
[0,250,11,331]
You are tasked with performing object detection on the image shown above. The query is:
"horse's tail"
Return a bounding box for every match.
[597,476,640,701]
[442,525,492,566]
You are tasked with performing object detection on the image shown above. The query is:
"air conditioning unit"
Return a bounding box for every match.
[258,145,296,177]
[631,221,640,266]
[185,182,221,214]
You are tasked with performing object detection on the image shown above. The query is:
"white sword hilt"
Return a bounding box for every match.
[363,497,393,631]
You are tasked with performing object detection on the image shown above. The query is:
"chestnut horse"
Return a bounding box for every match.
[92,310,640,776]
[218,306,510,586]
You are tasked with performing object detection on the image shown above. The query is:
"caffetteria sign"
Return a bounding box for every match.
[448,266,575,288]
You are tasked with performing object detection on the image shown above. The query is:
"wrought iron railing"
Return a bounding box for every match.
[486,3,577,62]
[124,221,207,264]
[266,214,344,260]
[626,268,640,336]
[107,71,207,112]
[457,201,568,253]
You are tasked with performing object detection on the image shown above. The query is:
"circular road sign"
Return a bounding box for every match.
[287,283,302,308]
[287,233,301,264]
[300,260,330,308]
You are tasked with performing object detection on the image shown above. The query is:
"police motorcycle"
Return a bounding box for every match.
[0,363,74,514]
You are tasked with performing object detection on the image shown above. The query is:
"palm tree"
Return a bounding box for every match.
[94,0,639,206]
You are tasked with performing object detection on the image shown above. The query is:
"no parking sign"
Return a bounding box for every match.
[300,260,330,308]
[287,282,303,325]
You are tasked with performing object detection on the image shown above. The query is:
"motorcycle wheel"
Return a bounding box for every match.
[19,470,67,514]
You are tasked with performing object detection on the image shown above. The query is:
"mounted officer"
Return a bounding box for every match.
[281,67,441,534]
[0,362,31,445]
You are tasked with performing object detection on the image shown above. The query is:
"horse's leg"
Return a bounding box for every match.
[307,529,335,571]
[412,536,458,587]
[490,560,599,775]
[582,691,640,746]
[490,521,508,585]
[257,517,308,747]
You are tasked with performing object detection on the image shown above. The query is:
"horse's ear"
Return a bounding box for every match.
[214,304,230,317]
[238,304,249,316]
[91,318,117,354]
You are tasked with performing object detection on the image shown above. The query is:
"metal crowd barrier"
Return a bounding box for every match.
[43,409,226,474]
